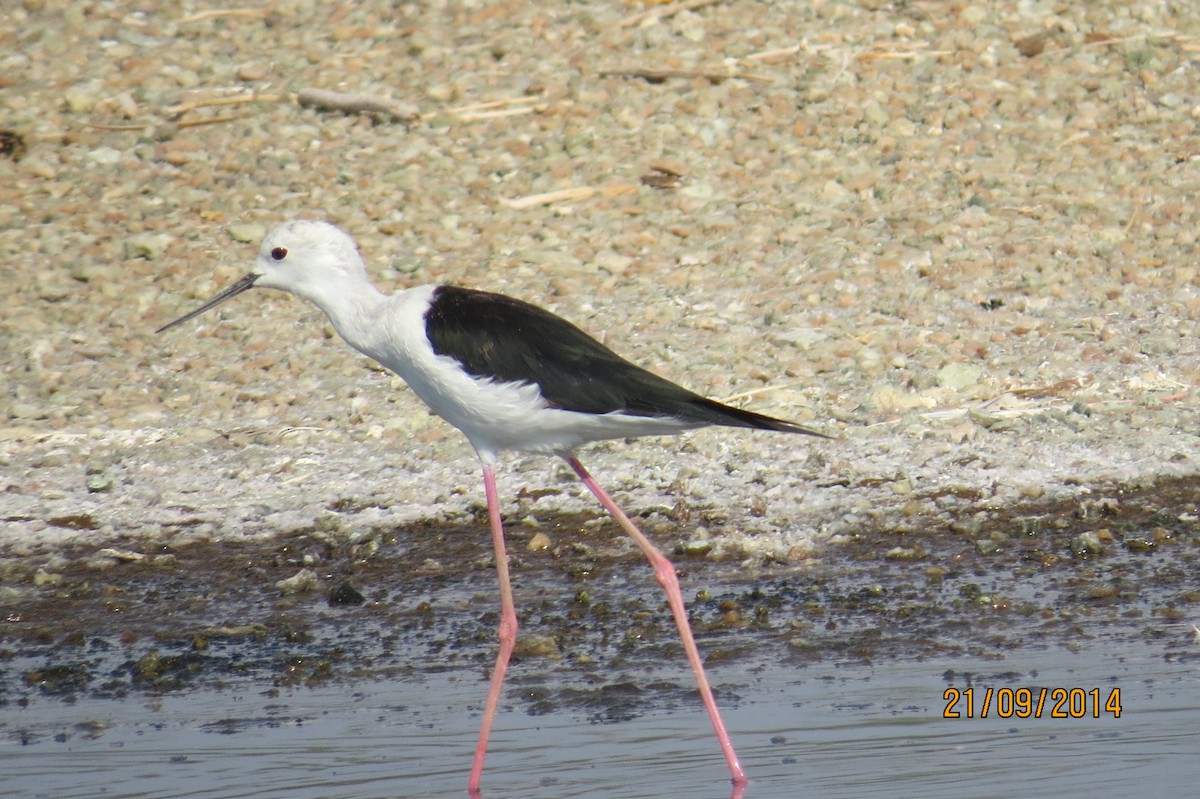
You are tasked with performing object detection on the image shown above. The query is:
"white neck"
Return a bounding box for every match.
[290,274,389,354]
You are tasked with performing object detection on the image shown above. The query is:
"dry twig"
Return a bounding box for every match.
[501,184,638,210]
[174,114,257,129]
[720,380,810,405]
[741,44,802,64]
[179,8,273,24]
[1009,375,1095,399]
[598,66,771,84]
[856,42,950,62]
[435,95,558,122]
[296,88,419,122]
[165,93,281,118]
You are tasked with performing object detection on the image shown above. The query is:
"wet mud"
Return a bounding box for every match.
[3,475,1198,723]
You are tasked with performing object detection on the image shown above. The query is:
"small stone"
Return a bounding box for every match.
[227,223,266,244]
[647,158,688,177]
[33,569,63,586]
[527,532,551,551]
[1123,536,1157,553]
[772,327,829,348]
[86,471,114,493]
[418,558,444,574]
[236,62,270,81]
[563,130,593,157]
[170,68,202,89]
[960,5,987,25]
[975,538,1002,555]
[126,233,173,260]
[327,580,366,606]
[514,633,560,658]
[22,157,56,179]
[819,180,852,203]
[861,100,890,127]
[69,262,119,283]
[87,147,123,166]
[936,363,983,390]
[10,402,45,420]
[64,82,103,113]
[177,427,221,444]
[97,548,145,563]
[1085,584,1118,600]
[679,182,715,202]
[277,567,321,595]
[593,249,633,275]
[1015,31,1051,58]
[678,539,713,556]
[34,449,71,468]
[968,409,1012,431]
[157,138,202,166]
[1070,531,1105,556]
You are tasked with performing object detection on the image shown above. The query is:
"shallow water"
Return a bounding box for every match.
[5,637,1196,799]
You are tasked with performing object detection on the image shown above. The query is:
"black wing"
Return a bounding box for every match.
[424,286,825,437]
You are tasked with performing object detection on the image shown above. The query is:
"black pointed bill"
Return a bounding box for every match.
[155,273,261,333]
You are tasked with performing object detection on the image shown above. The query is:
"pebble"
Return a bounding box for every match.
[228,224,267,244]
[87,147,124,166]
[10,403,46,421]
[593,250,633,276]
[69,262,120,282]
[97,547,145,563]
[975,538,1003,555]
[86,471,114,493]
[277,567,322,595]
[936,363,983,390]
[126,233,173,260]
[22,158,57,179]
[63,82,103,113]
[1071,531,1105,556]
[527,532,552,551]
[514,634,560,658]
[1123,535,1157,553]
[327,580,366,606]
[177,427,222,445]
[33,568,63,586]
[236,62,270,81]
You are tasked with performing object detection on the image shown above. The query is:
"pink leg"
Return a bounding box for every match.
[563,454,748,785]
[467,463,518,795]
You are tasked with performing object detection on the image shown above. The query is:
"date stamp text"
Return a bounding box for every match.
[943,687,1122,719]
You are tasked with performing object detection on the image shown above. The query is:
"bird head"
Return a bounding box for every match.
[253,219,370,302]
[156,219,374,333]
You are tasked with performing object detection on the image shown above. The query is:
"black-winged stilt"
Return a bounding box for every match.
[157,219,828,792]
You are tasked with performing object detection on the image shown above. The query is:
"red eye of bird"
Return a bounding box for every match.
[270,247,287,261]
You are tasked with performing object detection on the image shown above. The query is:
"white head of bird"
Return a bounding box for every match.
[254,220,383,327]
[156,219,384,345]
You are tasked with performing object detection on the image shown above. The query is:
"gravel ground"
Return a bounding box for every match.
[2,1,1199,577]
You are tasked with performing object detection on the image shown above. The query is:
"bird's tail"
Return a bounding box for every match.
[688,397,832,439]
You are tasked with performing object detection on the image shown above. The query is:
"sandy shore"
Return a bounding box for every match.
[2,2,1197,571]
